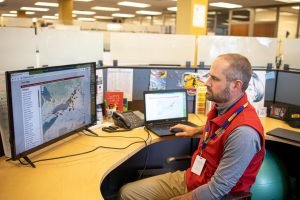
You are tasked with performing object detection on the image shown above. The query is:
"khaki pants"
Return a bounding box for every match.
[119,170,187,200]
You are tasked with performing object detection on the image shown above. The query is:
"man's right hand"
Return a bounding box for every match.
[170,124,204,137]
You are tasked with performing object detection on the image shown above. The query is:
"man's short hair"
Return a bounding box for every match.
[218,53,252,92]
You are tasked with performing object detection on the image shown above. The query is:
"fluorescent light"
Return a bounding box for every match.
[275,0,300,2]
[10,11,17,14]
[107,23,122,31]
[232,15,248,19]
[118,1,150,8]
[209,2,242,9]
[20,7,49,11]
[292,6,300,9]
[72,10,95,15]
[74,0,94,1]
[136,10,162,15]
[167,7,177,12]
[2,13,17,17]
[91,6,120,11]
[35,2,58,7]
[208,11,216,15]
[42,15,58,19]
[94,16,114,20]
[26,11,35,15]
[78,17,96,21]
[112,13,135,18]
[0,0,5,2]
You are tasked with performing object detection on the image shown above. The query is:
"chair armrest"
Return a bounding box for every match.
[165,155,192,164]
[221,192,251,200]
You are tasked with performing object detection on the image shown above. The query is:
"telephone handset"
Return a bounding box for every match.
[112,110,144,129]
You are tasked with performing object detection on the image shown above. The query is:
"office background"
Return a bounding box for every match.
[1,1,300,200]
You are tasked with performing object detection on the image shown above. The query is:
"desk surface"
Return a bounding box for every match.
[0,115,299,200]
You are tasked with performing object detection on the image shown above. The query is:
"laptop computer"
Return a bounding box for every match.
[144,89,198,137]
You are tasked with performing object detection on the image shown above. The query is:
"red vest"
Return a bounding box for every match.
[186,93,265,194]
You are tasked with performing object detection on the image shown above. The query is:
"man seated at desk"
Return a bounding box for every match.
[119,53,265,200]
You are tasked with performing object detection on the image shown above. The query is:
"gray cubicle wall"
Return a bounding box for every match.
[102,67,197,113]
[101,66,277,113]
[275,70,300,106]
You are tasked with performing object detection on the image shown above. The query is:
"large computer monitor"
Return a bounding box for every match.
[6,63,97,161]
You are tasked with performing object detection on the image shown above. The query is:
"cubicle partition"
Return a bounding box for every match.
[102,66,198,113]
[99,66,288,115]
[283,39,300,70]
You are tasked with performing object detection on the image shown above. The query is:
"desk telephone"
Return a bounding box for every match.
[112,110,144,129]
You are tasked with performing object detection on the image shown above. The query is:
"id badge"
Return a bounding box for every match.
[191,155,206,175]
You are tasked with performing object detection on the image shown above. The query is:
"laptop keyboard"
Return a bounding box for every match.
[147,121,197,128]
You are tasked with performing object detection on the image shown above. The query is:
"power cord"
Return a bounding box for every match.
[137,127,153,179]
[83,128,150,147]
[17,127,152,167]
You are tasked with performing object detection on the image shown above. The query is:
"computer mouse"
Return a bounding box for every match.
[170,128,183,133]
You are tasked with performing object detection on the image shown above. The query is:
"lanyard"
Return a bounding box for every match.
[200,102,249,156]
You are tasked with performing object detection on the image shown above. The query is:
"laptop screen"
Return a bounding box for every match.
[144,89,188,122]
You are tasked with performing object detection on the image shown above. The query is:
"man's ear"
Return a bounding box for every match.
[232,80,243,91]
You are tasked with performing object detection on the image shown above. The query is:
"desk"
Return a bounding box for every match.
[0,115,299,200]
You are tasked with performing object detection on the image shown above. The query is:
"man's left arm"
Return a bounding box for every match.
[192,126,262,200]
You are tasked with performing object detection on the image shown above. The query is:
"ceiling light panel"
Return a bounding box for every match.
[74,0,94,2]
[2,13,17,17]
[42,15,58,19]
[94,16,114,19]
[209,2,242,9]
[20,7,49,11]
[274,0,300,3]
[167,7,177,11]
[72,10,96,15]
[232,15,248,19]
[25,11,35,15]
[35,2,58,7]
[91,6,120,11]
[118,1,150,8]
[112,13,135,18]
[78,17,96,21]
[292,6,300,9]
[136,10,162,15]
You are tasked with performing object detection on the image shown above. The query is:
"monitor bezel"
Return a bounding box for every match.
[5,62,97,160]
[143,89,189,124]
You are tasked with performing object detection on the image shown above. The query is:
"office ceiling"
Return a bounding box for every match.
[0,0,298,19]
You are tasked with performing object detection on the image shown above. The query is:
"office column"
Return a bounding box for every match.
[176,0,208,35]
[58,0,73,25]
[176,0,208,65]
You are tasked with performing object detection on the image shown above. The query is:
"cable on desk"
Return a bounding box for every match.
[137,127,153,179]
[16,140,147,167]
[17,127,152,167]
[83,128,149,147]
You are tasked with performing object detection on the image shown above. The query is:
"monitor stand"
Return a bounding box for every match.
[23,156,36,168]
[85,128,98,136]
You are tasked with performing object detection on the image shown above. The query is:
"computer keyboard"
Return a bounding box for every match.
[267,128,300,143]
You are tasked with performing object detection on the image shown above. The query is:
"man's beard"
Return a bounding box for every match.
[206,85,231,104]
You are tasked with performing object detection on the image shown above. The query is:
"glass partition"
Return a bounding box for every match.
[254,8,277,37]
